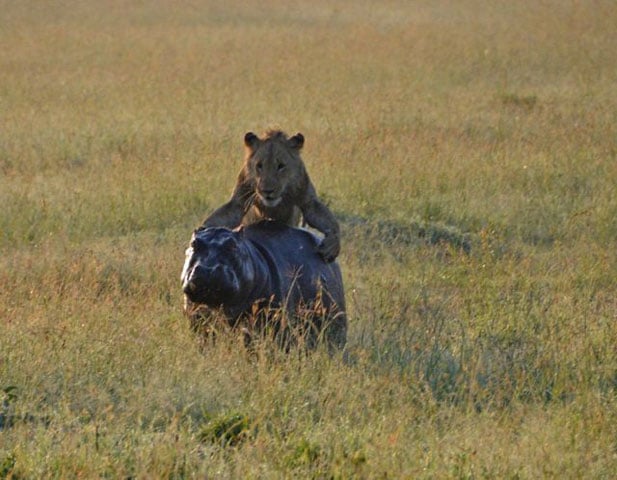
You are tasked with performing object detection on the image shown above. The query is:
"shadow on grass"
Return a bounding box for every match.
[337,212,473,254]
[0,386,51,432]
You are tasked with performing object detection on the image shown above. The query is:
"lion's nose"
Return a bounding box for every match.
[261,188,275,197]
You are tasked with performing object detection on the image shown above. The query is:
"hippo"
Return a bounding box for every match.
[181,220,347,352]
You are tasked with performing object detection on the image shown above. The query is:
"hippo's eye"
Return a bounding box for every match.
[220,237,237,252]
[191,237,206,251]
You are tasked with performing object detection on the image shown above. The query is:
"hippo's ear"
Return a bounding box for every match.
[244,132,260,150]
[288,133,304,150]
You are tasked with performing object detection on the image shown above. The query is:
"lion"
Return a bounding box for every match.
[200,130,340,262]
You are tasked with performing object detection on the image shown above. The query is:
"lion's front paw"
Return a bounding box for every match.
[317,234,340,263]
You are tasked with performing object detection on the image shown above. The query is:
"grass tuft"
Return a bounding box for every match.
[198,412,253,447]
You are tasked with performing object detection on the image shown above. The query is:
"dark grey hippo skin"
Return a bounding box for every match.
[181,221,346,351]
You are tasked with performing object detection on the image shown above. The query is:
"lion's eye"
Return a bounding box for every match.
[277,163,285,171]
[256,162,263,171]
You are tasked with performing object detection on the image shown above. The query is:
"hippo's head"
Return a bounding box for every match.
[181,227,255,307]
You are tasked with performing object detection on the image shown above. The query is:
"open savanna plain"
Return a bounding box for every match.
[1,1,616,478]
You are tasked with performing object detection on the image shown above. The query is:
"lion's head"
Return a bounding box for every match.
[243,130,307,208]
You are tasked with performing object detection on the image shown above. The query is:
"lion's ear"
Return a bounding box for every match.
[288,133,304,150]
[244,132,260,149]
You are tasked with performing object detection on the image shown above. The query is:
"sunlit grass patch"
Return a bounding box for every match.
[1,0,616,477]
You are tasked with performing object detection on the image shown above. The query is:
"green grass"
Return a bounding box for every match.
[1,0,616,477]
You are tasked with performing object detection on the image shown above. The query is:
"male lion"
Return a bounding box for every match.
[201,130,340,262]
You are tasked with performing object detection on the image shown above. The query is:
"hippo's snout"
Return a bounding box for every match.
[182,279,198,296]
[183,262,241,305]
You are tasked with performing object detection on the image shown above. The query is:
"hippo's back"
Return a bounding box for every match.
[241,220,321,264]
[240,221,346,348]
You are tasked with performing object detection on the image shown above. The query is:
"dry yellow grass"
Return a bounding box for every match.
[1,1,616,477]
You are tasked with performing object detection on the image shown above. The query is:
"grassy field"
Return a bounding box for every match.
[1,0,616,477]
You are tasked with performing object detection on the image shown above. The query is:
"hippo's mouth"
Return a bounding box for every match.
[183,279,236,306]
[183,278,212,304]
